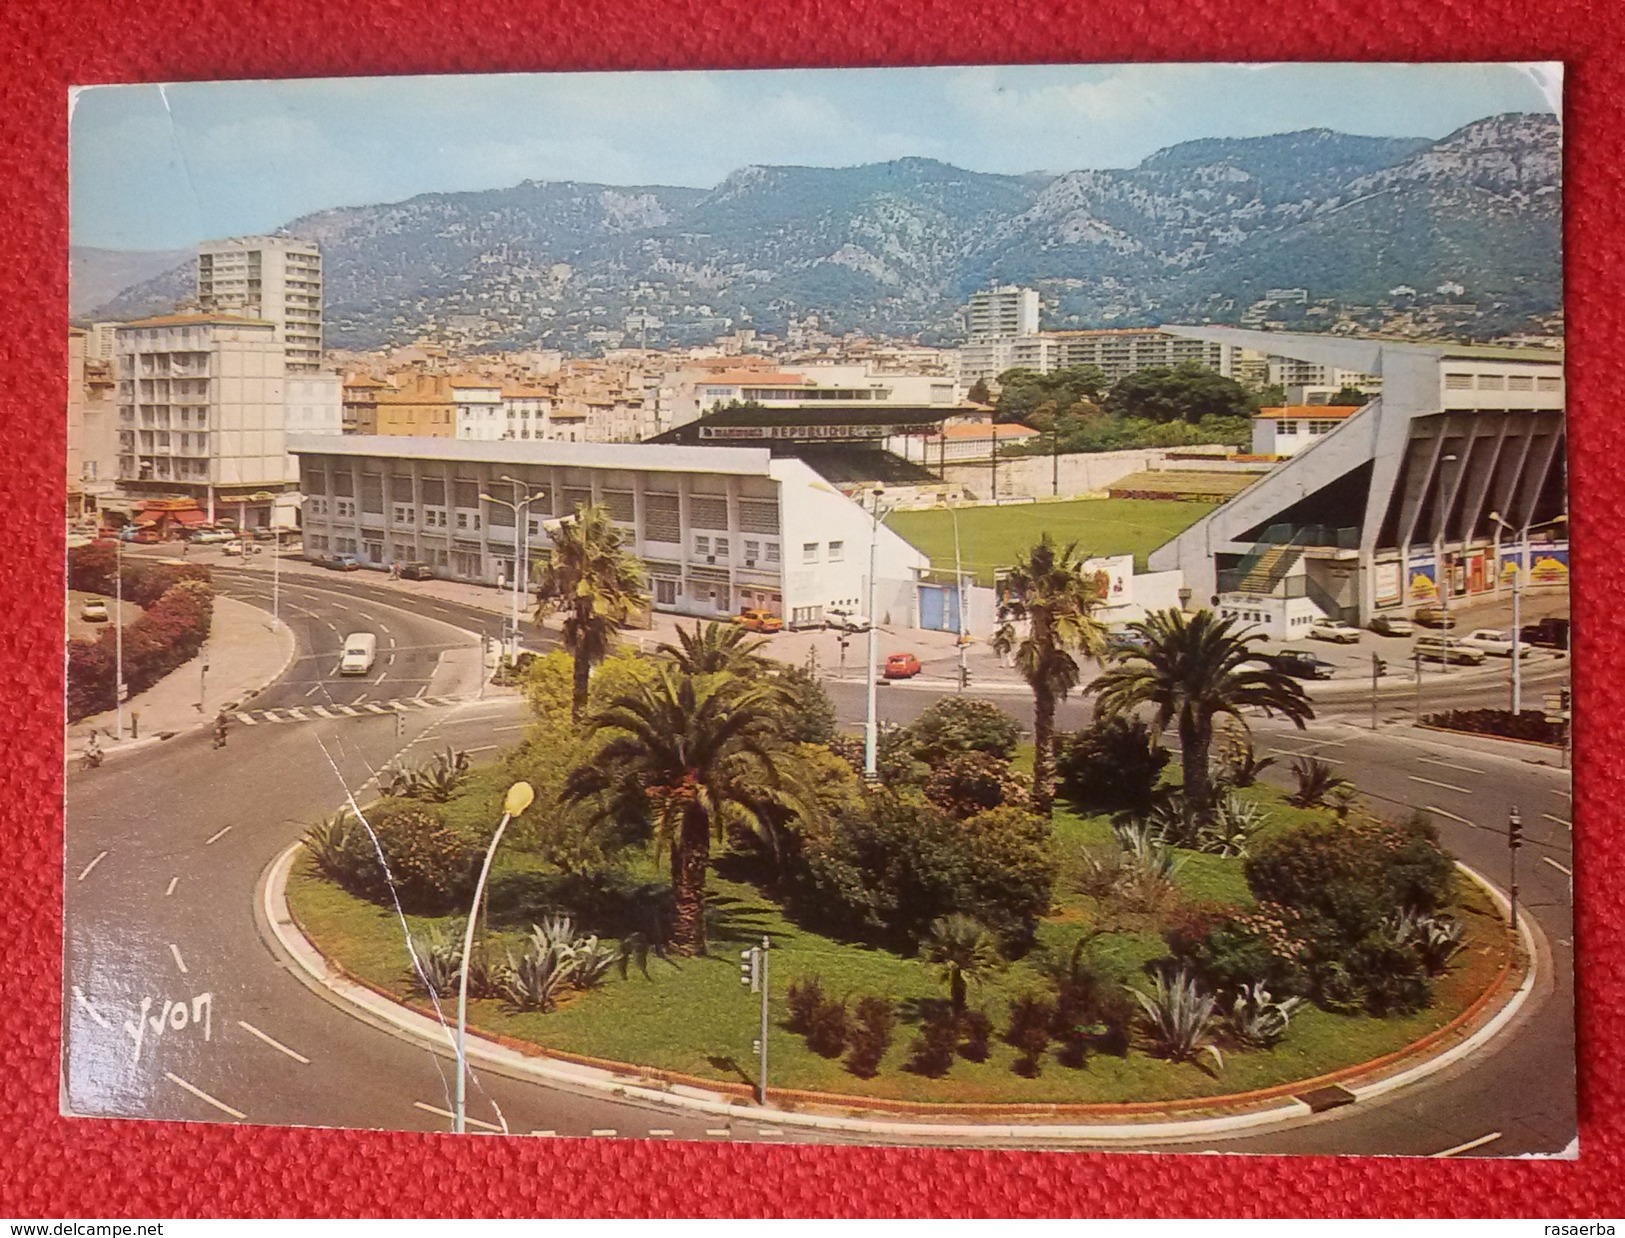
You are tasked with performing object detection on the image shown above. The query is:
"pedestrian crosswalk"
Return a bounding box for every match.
[234,695,467,725]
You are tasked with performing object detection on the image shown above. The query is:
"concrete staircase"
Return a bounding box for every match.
[1230,543,1302,594]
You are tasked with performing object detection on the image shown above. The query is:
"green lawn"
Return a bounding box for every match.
[287,779,1508,1108]
[888,498,1215,586]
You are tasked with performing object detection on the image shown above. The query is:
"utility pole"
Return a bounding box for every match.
[1510,561,1523,714]
[114,535,125,739]
[863,488,883,781]
[1413,649,1423,720]
[1507,806,1522,936]
[1370,653,1385,731]
[1051,426,1060,497]
[739,936,770,1105]
[990,428,999,504]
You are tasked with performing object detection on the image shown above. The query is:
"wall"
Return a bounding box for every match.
[940,447,1216,501]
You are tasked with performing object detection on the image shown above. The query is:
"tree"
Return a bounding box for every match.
[1327,386,1372,407]
[1104,363,1254,425]
[905,696,1022,763]
[1091,609,1315,825]
[993,365,1108,425]
[991,535,1109,818]
[965,377,992,406]
[657,620,771,677]
[564,666,803,956]
[921,914,1000,1015]
[532,503,648,721]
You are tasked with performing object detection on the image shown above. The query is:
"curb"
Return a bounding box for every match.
[260,843,1537,1144]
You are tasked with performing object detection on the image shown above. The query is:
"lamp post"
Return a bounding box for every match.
[948,496,969,692]
[1489,511,1568,715]
[114,534,125,738]
[479,480,547,663]
[864,487,884,780]
[455,780,535,1134]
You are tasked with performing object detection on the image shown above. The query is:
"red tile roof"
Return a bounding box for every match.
[1253,405,1364,420]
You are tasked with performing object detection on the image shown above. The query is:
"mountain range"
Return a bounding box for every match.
[78,112,1560,350]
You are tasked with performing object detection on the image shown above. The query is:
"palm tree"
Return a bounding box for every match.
[921,914,1000,1016]
[1091,608,1314,825]
[532,503,648,721]
[657,620,772,677]
[991,535,1109,817]
[563,666,803,956]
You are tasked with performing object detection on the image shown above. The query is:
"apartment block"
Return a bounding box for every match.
[967,286,1040,341]
[197,236,324,372]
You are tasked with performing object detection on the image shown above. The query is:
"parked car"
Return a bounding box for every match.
[193,528,236,545]
[733,607,784,634]
[1413,605,1457,630]
[1414,635,1487,665]
[251,527,279,542]
[323,554,363,572]
[1519,617,1571,650]
[1369,614,1415,638]
[398,561,436,581]
[826,608,873,634]
[339,632,379,676]
[1269,648,1338,680]
[1105,631,1145,658]
[1461,628,1531,658]
[79,599,109,623]
[883,652,922,680]
[1308,618,1361,644]
[118,526,160,544]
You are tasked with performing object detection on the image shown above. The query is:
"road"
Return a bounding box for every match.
[62,572,1574,1154]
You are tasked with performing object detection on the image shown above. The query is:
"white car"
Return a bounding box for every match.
[1308,618,1361,644]
[1461,628,1532,658]
[825,609,873,634]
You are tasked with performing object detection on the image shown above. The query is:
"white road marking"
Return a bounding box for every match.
[1268,748,1343,764]
[648,1128,675,1137]
[379,623,390,635]
[237,1020,311,1064]
[530,1129,558,1137]
[169,944,189,975]
[165,876,179,897]
[77,850,109,882]
[1417,755,1485,775]
[165,1072,245,1121]
[757,1128,786,1136]
[364,703,389,714]
[415,685,429,698]
[326,622,340,634]
[72,986,110,1030]
[304,684,322,697]
[705,1128,730,1137]
[1553,788,1572,799]
[492,725,526,734]
[311,706,334,718]
[286,708,310,721]
[235,713,258,725]
[1422,805,1476,827]
[590,1128,618,1137]
[204,825,232,845]
[386,653,396,666]
[1544,813,1572,829]
[1408,774,1471,794]
[331,603,350,612]
[465,745,498,754]
[1543,857,1573,878]
[1434,1131,1503,1158]
[412,1101,501,1132]
[353,694,369,706]
[373,670,388,684]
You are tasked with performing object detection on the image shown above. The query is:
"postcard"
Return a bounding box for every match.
[63,62,1572,1156]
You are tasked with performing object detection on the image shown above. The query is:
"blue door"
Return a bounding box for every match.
[918,583,961,633]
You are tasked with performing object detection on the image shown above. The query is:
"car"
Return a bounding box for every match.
[1369,614,1415,638]
[79,599,109,623]
[1308,618,1361,644]
[1414,635,1487,665]
[1269,648,1338,679]
[1413,605,1457,630]
[193,528,236,545]
[118,525,160,544]
[323,554,362,572]
[398,561,436,581]
[1104,631,1145,657]
[1460,628,1531,658]
[883,652,922,679]
[825,608,873,634]
[339,632,379,676]
[251,527,279,542]
[733,607,784,634]
[1519,617,1571,650]
[219,540,246,555]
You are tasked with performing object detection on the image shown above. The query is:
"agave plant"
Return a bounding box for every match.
[1133,967,1224,1071]
[1285,756,1352,808]
[302,810,360,879]
[1387,909,1465,976]
[1196,794,1270,858]
[1141,790,1199,849]
[502,926,580,1012]
[1112,820,1183,881]
[1215,731,1276,790]
[569,936,621,990]
[406,921,502,999]
[1222,981,1304,1048]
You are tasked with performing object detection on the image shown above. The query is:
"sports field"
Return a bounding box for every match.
[887,497,1215,586]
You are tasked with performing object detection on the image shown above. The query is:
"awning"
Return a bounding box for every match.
[172,510,209,526]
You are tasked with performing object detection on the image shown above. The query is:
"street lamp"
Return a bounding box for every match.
[1434,453,1459,673]
[863,487,899,781]
[947,496,970,692]
[479,479,547,662]
[115,534,125,738]
[454,780,535,1134]
[1488,510,1568,715]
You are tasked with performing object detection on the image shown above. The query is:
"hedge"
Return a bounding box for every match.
[67,577,214,722]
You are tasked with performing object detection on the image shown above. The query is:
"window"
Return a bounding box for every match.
[827,540,844,562]
[803,542,819,565]
[306,534,329,553]
[456,511,481,532]
[1276,420,1300,435]
[1307,420,1339,435]
[744,540,761,563]
[765,542,781,565]
[335,498,356,519]
[392,504,414,526]
[422,506,448,529]
[714,537,730,558]
[694,535,711,556]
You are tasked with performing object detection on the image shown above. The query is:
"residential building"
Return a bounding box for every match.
[1250,405,1364,458]
[114,314,300,528]
[67,328,119,520]
[500,387,555,440]
[967,286,1041,341]
[449,377,505,440]
[342,375,388,434]
[196,236,324,372]
[289,436,929,627]
[370,374,456,437]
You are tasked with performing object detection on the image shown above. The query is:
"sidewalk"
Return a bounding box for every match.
[68,593,297,756]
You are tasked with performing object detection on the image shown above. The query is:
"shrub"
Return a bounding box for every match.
[368,806,477,912]
[1164,903,1309,999]
[1134,968,1223,1070]
[1195,794,1271,858]
[845,996,897,1078]
[1221,982,1304,1049]
[1048,941,1136,1059]
[922,751,1030,819]
[1421,708,1565,746]
[406,922,502,1000]
[785,975,827,1034]
[66,576,216,722]
[1285,756,1351,808]
[906,697,1021,763]
[1005,993,1055,1076]
[805,996,850,1058]
[1056,714,1170,814]
[502,927,576,1012]
[827,725,929,787]
[904,1010,959,1077]
[381,747,472,802]
[1213,728,1276,790]
[794,791,1054,949]
[1389,909,1466,976]
[772,664,838,745]
[957,1010,992,1062]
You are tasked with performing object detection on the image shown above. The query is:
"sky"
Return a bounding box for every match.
[69,62,1560,252]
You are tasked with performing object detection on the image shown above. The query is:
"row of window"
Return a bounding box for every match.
[1274,420,1342,436]
[693,536,783,565]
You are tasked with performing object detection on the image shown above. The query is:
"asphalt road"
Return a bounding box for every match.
[62,573,1575,1155]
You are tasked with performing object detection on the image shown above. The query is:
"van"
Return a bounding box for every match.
[1414,634,1486,665]
[339,632,379,675]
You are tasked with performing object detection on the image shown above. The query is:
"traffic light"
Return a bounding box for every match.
[1372,654,1387,677]
[1508,807,1523,851]
[959,664,972,690]
[739,946,761,993]
[1560,689,1571,713]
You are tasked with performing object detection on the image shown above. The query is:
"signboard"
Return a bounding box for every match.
[1083,554,1132,606]
[1406,555,1437,602]
[1374,560,1402,608]
[1498,541,1571,587]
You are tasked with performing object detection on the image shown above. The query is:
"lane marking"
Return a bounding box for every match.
[412,1101,501,1132]
[1434,1132,1503,1158]
[1544,813,1572,829]
[1543,857,1573,878]
[204,825,232,845]
[165,876,179,897]
[77,850,109,882]
[379,623,391,635]
[311,705,334,718]
[169,944,189,975]
[1269,748,1343,765]
[386,653,396,666]
[73,986,110,1030]
[304,684,322,697]
[1408,774,1471,794]
[373,671,388,684]
[465,745,498,755]
[415,685,429,698]
[648,1128,676,1137]
[590,1128,618,1137]
[1417,755,1485,775]
[530,1129,558,1137]
[235,712,258,725]
[1422,805,1476,828]
[285,708,310,721]
[705,1128,730,1137]
[165,1072,245,1121]
[331,602,350,612]
[757,1127,786,1136]
[1554,788,1572,799]
[237,1020,311,1064]
[326,622,340,635]
[492,725,526,734]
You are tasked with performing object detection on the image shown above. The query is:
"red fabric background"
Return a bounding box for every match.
[4,0,1619,1218]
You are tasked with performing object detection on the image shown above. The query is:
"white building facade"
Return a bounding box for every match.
[197,236,324,373]
[967,286,1040,341]
[289,437,929,626]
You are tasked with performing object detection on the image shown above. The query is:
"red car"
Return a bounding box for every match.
[883,652,922,679]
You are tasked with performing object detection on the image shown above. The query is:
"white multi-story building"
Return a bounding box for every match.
[115,314,300,527]
[967,286,1040,341]
[1249,405,1364,459]
[500,387,556,440]
[284,372,344,477]
[289,436,929,627]
[449,377,506,440]
[196,236,324,373]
